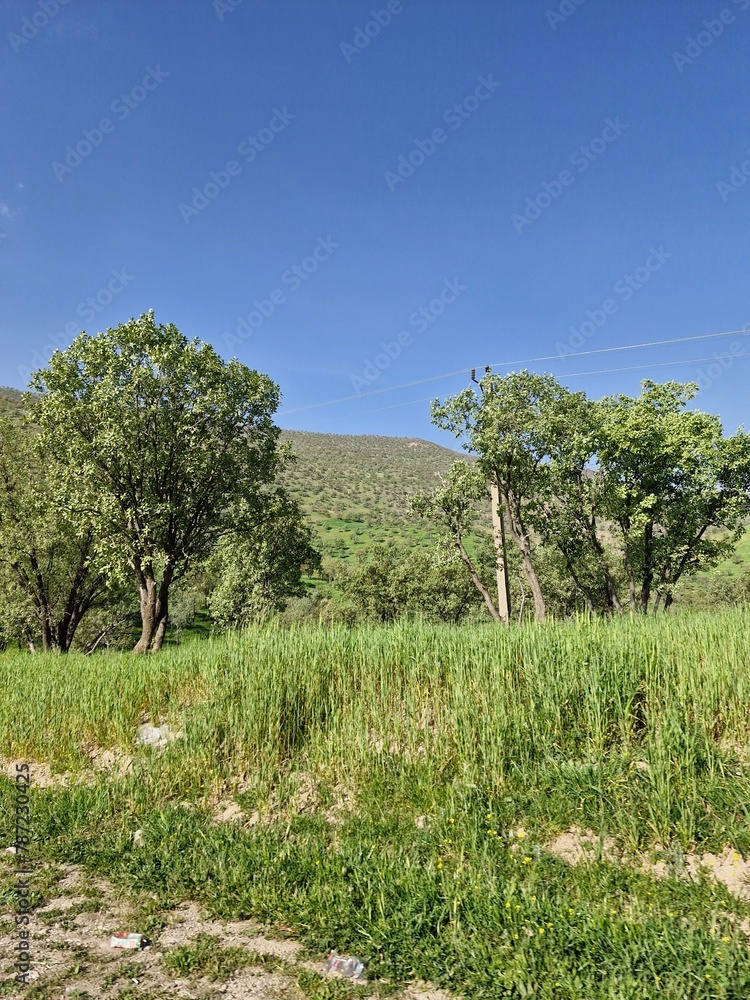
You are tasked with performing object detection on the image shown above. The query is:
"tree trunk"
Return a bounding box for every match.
[134,573,158,653]
[517,583,527,625]
[133,559,172,653]
[640,523,654,613]
[39,617,53,653]
[588,523,623,612]
[151,609,168,652]
[558,544,596,614]
[624,548,637,613]
[502,495,546,622]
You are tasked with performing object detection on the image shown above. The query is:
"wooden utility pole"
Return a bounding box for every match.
[471,366,511,624]
[490,478,510,623]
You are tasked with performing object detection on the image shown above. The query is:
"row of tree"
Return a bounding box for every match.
[0,314,318,652]
[412,370,750,621]
[1,316,748,650]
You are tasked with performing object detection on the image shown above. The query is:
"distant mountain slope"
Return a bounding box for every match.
[278,429,478,562]
[279,430,464,523]
[0,387,28,422]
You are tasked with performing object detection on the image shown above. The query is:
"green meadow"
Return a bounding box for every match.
[2,611,750,998]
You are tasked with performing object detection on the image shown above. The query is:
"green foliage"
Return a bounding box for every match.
[163,934,265,980]
[338,543,483,623]
[0,418,124,652]
[432,371,589,621]
[28,312,283,651]
[208,488,321,627]
[410,461,506,621]
[0,386,29,423]
[279,430,468,529]
[676,567,750,611]
[431,374,750,619]
[597,380,750,611]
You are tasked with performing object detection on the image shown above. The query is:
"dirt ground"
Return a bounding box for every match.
[0,857,450,1000]
[545,826,750,912]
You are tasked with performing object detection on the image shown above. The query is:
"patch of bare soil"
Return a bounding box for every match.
[642,847,750,901]
[2,745,133,790]
[545,827,750,902]
[400,984,453,1000]
[545,827,620,865]
[211,771,357,829]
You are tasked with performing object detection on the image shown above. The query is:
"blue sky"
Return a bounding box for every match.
[1,0,749,444]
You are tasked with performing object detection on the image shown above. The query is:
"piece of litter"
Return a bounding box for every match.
[110,933,145,950]
[136,724,173,747]
[323,952,364,979]
[132,829,145,847]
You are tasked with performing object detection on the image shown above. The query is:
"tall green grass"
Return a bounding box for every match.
[2,611,750,847]
[2,611,750,997]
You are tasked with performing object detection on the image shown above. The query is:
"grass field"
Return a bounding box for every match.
[2,612,750,998]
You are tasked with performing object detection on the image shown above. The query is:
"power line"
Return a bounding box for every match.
[293,349,750,427]
[279,328,750,416]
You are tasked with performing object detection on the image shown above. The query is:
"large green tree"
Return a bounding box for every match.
[430,374,750,618]
[596,381,750,612]
[527,395,625,615]
[431,371,587,622]
[30,312,283,651]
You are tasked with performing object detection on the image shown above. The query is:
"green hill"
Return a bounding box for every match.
[278,429,478,563]
[0,387,28,422]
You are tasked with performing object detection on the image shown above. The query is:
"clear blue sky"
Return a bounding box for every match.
[2,0,749,444]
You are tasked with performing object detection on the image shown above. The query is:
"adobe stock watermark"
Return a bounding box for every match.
[694,338,747,391]
[7,0,72,55]
[340,0,414,62]
[384,75,500,192]
[511,116,629,234]
[222,237,339,351]
[0,202,12,243]
[716,147,750,201]
[213,0,243,19]
[13,763,33,988]
[672,0,749,72]
[52,67,169,181]
[17,268,134,384]
[555,247,672,355]
[179,107,295,223]
[546,0,588,31]
[350,278,465,393]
